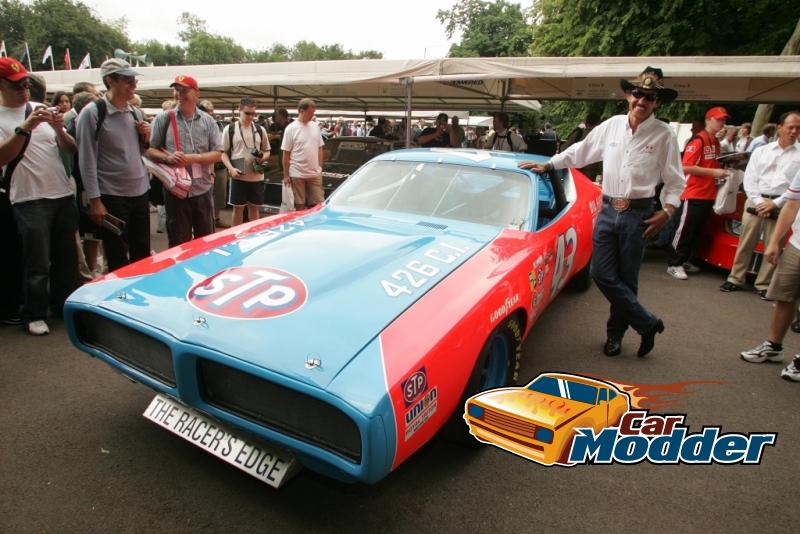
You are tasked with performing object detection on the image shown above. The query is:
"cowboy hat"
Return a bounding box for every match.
[620,66,678,104]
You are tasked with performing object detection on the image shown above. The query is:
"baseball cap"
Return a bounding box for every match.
[100,58,141,78]
[0,57,29,82]
[705,106,730,121]
[170,75,199,90]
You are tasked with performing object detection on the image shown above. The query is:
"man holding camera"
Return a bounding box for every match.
[418,113,451,148]
[0,57,78,335]
[221,97,270,226]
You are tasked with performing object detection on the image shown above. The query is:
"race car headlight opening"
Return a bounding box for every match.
[197,359,362,463]
[534,427,554,444]
[468,404,484,419]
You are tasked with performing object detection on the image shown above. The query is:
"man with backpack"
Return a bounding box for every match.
[77,58,152,272]
[221,97,270,226]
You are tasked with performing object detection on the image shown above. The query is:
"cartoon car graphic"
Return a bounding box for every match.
[464,373,630,466]
[64,149,600,484]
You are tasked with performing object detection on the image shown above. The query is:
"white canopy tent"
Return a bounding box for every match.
[38,55,799,112]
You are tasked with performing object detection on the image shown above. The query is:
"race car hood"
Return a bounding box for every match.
[68,209,497,390]
[476,389,594,428]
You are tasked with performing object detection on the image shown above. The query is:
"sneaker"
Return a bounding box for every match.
[741,341,784,363]
[27,320,50,336]
[667,265,688,280]
[720,281,742,292]
[683,262,701,273]
[780,356,800,382]
[758,289,773,301]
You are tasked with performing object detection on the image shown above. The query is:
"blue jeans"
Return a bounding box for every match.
[590,202,658,340]
[13,196,79,322]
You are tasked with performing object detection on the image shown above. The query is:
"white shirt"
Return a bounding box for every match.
[735,136,752,153]
[782,169,800,250]
[551,114,685,208]
[222,122,270,182]
[0,101,72,204]
[281,120,324,179]
[742,141,800,208]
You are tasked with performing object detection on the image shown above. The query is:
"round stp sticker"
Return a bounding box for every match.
[187,267,307,320]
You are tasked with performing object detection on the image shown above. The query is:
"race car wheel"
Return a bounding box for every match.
[445,315,523,445]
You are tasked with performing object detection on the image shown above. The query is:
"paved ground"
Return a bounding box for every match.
[0,228,796,533]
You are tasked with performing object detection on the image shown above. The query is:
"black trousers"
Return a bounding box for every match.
[669,199,714,267]
[100,192,151,273]
[0,191,22,319]
[164,189,214,247]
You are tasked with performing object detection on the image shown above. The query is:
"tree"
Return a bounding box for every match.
[437,0,533,57]
[529,0,800,131]
[132,40,186,67]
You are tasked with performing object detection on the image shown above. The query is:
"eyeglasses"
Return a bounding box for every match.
[630,88,657,102]
[242,111,257,117]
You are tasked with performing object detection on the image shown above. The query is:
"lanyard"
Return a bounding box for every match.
[179,110,197,153]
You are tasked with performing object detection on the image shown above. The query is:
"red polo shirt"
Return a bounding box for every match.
[681,130,721,200]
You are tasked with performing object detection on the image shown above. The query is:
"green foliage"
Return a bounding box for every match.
[0,0,130,68]
[437,0,533,57]
[247,42,382,63]
[132,40,186,67]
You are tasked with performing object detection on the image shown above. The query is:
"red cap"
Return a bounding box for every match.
[170,75,199,90]
[706,106,730,121]
[0,57,29,82]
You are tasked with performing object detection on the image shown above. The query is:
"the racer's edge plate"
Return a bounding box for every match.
[143,394,300,488]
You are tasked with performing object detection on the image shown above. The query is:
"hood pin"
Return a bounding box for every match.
[305,354,322,370]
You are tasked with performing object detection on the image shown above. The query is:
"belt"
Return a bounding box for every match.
[759,194,780,199]
[602,195,654,211]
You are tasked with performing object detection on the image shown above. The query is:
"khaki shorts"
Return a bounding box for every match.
[765,242,800,302]
[291,175,324,209]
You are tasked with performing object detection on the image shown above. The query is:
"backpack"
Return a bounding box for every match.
[227,122,265,159]
[93,98,144,141]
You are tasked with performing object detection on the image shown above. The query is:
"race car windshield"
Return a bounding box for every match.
[329,160,531,228]
[526,376,599,405]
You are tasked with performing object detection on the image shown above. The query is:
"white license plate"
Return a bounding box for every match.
[143,394,300,488]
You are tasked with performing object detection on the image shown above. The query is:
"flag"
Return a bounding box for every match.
[21,42,32,70]
[78,52,91,70]
[41,45,52,64]
[64,48,71,70]
[0,40,6,57]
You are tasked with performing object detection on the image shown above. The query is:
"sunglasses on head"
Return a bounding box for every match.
[631,88,657,102]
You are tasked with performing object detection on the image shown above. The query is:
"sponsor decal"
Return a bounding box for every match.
[464,372,776,467]
[404,387,438,441]
[490,294,520,323]
[402,367,428,407]
[187,266,307,320]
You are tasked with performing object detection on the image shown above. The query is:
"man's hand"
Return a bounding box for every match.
[756,199,777,218]
[765,241,781,265]
[135,120,151,141]
[20,106,53,133]
[282,175,291,186]
[167,151,188,166]
[643,209,671,238]
[228,165,242,177]
[518,161,550,173]
[88,198,107,228]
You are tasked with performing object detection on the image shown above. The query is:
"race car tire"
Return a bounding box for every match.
[444,314,523,445]
[568,258,592,292]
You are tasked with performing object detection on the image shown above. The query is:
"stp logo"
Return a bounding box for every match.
[187,267,307,320]
[402,368,428,406]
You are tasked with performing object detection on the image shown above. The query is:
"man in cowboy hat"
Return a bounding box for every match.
[519,66,684,358]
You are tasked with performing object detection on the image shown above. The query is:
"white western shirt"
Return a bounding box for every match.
[550,114,684,208]
[743,141,800,208]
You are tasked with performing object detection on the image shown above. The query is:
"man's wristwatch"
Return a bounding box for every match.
[14,126,30,138]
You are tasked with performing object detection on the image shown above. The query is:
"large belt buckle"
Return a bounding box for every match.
[611,197,630,211]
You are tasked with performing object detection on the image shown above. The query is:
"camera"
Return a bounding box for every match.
[250,148,264,159]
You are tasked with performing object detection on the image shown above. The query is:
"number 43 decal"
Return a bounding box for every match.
[550,227,577,294]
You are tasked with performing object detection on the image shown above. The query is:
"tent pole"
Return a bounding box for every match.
[403,77,413,148]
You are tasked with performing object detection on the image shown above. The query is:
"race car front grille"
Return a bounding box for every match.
[197,359,362,463]
[73,312,176,386]
[483,409,537,438]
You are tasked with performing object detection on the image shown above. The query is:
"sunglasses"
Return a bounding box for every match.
[242,111,257,117]
[630,88,657,102]
[110,74,137,85]
[2,78,30,90]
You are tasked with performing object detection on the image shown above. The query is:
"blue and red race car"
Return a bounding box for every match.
[64,148,601,484]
